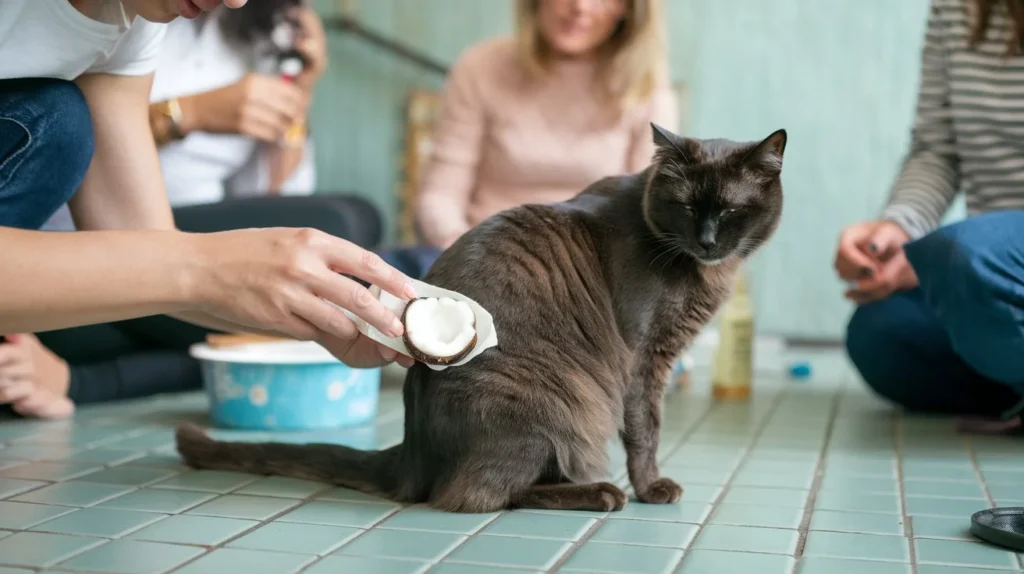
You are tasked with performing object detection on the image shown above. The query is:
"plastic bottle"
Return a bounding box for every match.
[712,271,754,400]
[271,16,308,148]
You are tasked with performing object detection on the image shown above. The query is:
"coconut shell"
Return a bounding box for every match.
[400,297,478,366]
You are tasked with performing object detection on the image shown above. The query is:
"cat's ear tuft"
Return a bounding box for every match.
[746,129,787,174]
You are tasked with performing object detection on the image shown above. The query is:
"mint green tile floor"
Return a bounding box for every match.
[0,350,1022,573]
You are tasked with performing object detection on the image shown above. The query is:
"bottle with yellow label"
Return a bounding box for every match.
[712,271,754,400]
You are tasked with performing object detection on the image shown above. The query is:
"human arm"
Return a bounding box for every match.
[69,72,175,231]
[415,50,487,249]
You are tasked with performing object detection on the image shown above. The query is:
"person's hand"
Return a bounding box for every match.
[178,74,307,143]
[189,228,416,368]
[290,7,328,93]
[834,220,919,304]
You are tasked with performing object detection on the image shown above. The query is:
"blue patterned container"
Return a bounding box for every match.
[190,341,381,431]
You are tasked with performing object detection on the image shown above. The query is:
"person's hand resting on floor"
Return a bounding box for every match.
[0,334,73,418]
[834,220,919,304]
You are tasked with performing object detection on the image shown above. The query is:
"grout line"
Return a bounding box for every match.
[894,412,919,574]
[965,435,1022,570]
[789,385,842,573]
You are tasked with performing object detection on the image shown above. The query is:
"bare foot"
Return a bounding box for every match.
[0,334,74,419]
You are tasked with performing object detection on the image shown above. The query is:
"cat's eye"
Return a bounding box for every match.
[681,205,696,214]
[721,207,741,216]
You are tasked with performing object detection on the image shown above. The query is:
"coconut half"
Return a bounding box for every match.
[401,296,478,366]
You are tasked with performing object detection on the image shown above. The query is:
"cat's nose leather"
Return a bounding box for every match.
[697,235,717,251]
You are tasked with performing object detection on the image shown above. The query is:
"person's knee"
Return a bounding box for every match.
[907,213,1024,387]
[0,79,94,225]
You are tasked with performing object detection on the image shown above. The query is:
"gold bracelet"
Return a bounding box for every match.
[150,98,184,146]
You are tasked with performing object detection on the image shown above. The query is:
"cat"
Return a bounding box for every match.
[176,123,787,513]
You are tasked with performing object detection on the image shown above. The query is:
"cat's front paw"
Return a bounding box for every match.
[636,477,683,504]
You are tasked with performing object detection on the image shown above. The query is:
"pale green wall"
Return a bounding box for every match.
[309,0,958,340]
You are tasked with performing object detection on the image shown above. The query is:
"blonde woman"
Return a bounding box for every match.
[416,0,678,251]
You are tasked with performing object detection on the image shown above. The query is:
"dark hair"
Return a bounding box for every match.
[969,0,1024,55]
[201,0,303,48]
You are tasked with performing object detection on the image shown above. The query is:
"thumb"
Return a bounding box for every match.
[3,334,23,344]
[867,223,910,262]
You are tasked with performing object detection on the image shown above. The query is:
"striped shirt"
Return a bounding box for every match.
[883,0,1024,239]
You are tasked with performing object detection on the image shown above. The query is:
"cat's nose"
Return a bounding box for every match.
[697,235,717,252]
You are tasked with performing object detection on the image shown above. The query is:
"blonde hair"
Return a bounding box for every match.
[515,0,668,113]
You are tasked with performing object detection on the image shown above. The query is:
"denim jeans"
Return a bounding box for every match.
[0,78,94,229]
[845,211,1024,416]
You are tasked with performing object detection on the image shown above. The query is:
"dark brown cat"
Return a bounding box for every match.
[176,124,787,513]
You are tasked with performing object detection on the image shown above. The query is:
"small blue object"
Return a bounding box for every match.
[788,361,811,380]
[191,341,381,431]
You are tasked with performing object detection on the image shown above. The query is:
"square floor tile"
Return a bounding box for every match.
[58,539,204,574]
[797,556,912,574]
[11,482,133,507]
[916,566,1023,574]
[658,467,731,485]
[691,525,798,554]
[906,497,990,518]
[73,467,179,487]
[31,507,165,538]
[587,519,697,548]
[0,478,46,499]
[336,529,464,561]
[173,548,314,574]
[559,541,682,573]
[431,564,540,574]
[720,486,808,508]
[445,535,570,570]
[276,501,397,528]
[615,501,711,523]
[151,471,257,493]
[675,484,722,504]
[903,480,986,500]
[731,470,814,489]
[228,522,362,555]
[819,476,899,494]
[66,448,143,465]
[914,538,1019,569]
[118,453,189,471]
[802,531,909,562]
[317,487,395,504]
[0,461,101,481]
[910,515,974,540]
[378,507,499,534]
[675,549,794,574]
[234,477,329,499]
[0,568,33,574]
[0,532,103,567]
[0,501,74,529]
[95,488,216,514]
[814,491,901,514]
[127,514,257,545]
[809,510,904,535]
[483,512,595,540]
[303,556,429,574]
[185,494,299,521]
[709,503,803,529]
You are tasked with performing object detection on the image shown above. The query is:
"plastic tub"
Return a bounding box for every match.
[189,340,381,430]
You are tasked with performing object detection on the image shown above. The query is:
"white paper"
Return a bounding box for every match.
[339,279,498,371]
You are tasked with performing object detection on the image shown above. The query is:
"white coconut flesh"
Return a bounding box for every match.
[402,297,477,363]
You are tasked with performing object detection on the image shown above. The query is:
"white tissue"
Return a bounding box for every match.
[339,279,499,371]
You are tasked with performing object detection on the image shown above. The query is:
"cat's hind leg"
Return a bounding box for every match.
[511,482,628,512]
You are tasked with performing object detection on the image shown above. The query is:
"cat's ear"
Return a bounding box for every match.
[651,123,686,153]
[745,129,787,175]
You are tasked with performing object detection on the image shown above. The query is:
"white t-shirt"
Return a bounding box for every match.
[0,0,166,81]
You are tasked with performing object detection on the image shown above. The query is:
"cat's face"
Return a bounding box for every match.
[642,125,786,266]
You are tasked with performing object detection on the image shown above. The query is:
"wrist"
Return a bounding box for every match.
[174,232,220,311]
[175,95,203,135]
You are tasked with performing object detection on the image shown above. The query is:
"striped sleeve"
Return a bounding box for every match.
[881,0,962,239]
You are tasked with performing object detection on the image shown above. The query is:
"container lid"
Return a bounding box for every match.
[189,340,341,365]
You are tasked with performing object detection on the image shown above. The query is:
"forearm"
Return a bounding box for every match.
[882,151,959,239]
[0,228,199,333]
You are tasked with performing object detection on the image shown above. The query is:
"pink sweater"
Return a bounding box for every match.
[416,37,679,248]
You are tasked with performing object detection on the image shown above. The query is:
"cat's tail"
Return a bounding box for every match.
[175,424,401,498]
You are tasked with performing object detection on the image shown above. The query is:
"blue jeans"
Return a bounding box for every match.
[0,78,94,229]
[846,211,1024,416]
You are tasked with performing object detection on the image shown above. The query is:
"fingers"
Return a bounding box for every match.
[0,378,33,403]
[317,332,400,369]
[843,252,909,304]
[308,271,405,339]
[323,240,418,302]
[240,102,291,143]
[253,76,307,120]
[834,236,877,281]
[866,222,910,262]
